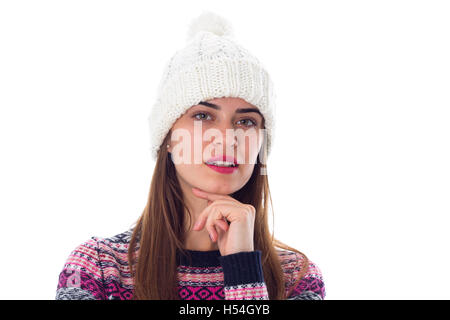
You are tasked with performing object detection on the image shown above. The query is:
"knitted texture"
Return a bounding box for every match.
[148,11,276,160]
[55,228,326,300]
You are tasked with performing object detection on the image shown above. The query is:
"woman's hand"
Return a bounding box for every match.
[191,187,255,256]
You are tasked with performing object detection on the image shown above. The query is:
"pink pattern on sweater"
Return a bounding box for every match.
[56,229,326,300]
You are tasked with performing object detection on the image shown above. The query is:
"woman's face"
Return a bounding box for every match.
[167,97,265,195]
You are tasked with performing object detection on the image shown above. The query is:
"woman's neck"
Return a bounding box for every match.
[178,175,219,251]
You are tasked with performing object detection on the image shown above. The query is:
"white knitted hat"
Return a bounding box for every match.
[148,11,276,161]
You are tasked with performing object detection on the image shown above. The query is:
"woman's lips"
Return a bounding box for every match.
[205,163,238,174]
[204,155,239,174]
[206,155,237,165]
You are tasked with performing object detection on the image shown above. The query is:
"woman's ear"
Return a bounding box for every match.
[166,131,173,153]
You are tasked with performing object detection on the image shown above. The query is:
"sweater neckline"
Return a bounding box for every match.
[176,248,222,267]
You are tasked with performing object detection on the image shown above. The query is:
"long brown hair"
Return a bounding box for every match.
[128,129,310,299]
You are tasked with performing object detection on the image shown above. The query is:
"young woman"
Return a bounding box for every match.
[56,12,326,300]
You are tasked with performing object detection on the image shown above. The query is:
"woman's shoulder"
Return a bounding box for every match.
[275,248,326,299]
[59,228,134,271]
[56,228,136,300]
[275,248,323,276]
[94,227,135,252]
[91,227,138,274]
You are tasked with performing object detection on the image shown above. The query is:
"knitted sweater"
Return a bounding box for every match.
[55,228,326,300]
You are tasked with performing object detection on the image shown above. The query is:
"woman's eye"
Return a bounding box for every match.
[237,119,257,127]
[192,112,258,127]
[193,112,212,121]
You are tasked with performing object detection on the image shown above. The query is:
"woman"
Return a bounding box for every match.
[56,11,326,300]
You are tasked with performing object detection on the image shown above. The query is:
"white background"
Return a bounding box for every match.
[1,0,449,300]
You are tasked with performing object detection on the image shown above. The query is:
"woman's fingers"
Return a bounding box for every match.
[206,224,218,242]
[193,201,244,242]
[193,201,237,231]
[205,208,230,242]
[215,218,229,233]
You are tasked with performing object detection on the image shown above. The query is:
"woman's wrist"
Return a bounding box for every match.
[218,250,265,286]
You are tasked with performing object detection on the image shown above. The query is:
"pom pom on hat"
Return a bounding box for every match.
[186,11,234,41]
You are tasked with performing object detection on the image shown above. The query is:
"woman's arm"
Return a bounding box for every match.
[55,237,107,300]
[218,250,269,300]
[219,250,326,300]
[285,252,326,300]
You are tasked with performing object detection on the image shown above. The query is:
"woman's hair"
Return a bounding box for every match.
[127,123,310,299]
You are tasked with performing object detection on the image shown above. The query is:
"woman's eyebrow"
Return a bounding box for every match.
[198,101,262,117]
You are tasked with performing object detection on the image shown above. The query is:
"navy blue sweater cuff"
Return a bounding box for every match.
[218,250,265,286]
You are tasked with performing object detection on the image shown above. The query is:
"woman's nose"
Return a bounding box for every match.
[212,125,238,147]
[212,134,237,148]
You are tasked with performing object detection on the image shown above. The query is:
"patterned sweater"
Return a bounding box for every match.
[55,228,326,300]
